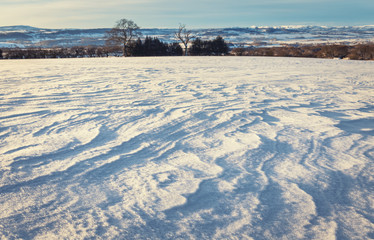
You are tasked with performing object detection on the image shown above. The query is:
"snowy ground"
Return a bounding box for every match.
[0,57,373,239]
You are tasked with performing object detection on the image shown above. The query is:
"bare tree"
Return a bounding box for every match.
[106,19,140,57]
[175,24,194,56]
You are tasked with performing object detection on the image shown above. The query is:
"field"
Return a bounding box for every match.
[0,57,373,239]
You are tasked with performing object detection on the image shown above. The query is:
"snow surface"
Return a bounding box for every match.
[0,57,373,239]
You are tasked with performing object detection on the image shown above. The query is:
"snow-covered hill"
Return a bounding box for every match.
[0,57,373,239]
[0,25,373,48]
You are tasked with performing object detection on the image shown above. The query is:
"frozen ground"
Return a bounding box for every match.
[0,57,373,239]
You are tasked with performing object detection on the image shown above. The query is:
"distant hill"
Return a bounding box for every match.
[1,25,373,48]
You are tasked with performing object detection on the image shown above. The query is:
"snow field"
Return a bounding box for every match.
[0,56,373,239]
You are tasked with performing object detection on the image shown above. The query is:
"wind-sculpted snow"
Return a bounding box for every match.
[0,57,373,239]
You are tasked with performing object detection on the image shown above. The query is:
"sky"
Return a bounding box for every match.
[1,0,373,29]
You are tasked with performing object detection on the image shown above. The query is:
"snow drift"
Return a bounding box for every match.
[0,57,373,239]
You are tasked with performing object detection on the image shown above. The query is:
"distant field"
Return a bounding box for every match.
[1,25,374,48]
[0,57,373,239]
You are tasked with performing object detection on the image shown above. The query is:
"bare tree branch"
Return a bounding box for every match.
[105,19,140,57]
[175,24,195,56]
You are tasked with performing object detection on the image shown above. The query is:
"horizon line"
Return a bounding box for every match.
[1,24,374,30]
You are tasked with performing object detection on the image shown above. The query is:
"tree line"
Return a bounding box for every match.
[231,43,374,60]
[190,36,229,56]
[126,37,183,56]
[105,20,229,57]
[0,36,229,59]
[1,46,113,59]
[2,43,373,60]
[1,18,373,60]
[0,19,229,59]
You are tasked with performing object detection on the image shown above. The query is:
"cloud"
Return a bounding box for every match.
[1,0,177,27]
[0,0,372,28]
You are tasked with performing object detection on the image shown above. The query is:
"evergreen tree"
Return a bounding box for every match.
[190,38,205,56]
[167,43,183,56]
[211,36,229,55]
[142,37,169,56]
[130,38,145,56]
[190,36,229,56]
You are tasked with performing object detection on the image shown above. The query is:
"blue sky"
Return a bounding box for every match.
[1,0,373,28]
